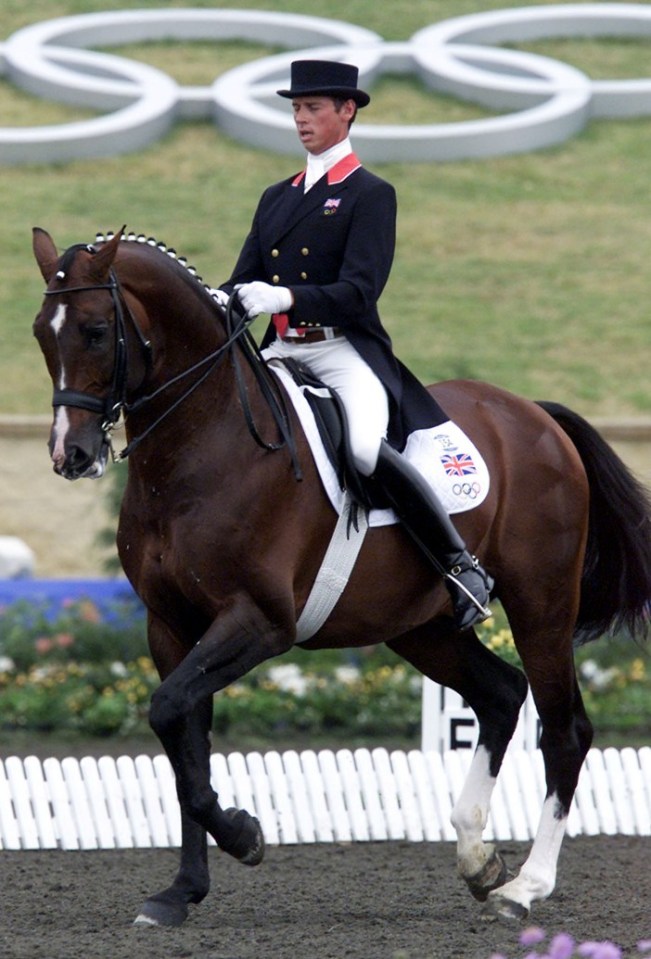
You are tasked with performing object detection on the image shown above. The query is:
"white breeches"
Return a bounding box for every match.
[262,335,389,475]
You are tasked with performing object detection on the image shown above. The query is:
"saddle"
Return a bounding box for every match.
[275,357,376,510]
[268,357,490,522]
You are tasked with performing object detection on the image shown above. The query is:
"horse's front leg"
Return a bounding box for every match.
[148,594,291,883]
[135,696,211,927]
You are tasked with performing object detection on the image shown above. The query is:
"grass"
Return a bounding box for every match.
[2,0,651,416]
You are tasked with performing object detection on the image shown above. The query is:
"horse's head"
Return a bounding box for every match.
[32,228,151,480]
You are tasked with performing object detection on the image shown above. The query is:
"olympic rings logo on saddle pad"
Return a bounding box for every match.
[2,5,651,165]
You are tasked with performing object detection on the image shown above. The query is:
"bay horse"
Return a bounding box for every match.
[32,228,651,927]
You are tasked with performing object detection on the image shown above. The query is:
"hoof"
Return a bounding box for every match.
[481,894,530,923]
[464,851,509,902]
[220,807,265,866]
[134,896,189,927]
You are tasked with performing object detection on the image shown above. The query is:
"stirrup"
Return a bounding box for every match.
[444,556,493,627]
[446,572,493,622]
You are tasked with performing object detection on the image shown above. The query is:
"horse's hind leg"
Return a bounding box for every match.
[475,403,598,920]
[473,547,593,919]
[483,649,592,921]
[389,622,528,902]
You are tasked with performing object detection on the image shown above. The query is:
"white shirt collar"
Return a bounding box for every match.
[304,137,352,192]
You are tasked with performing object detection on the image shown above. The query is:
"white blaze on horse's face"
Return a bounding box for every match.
[49,302,71,473]
[46,300,108,480]
[50,406,72,474]
[50,302,67,338]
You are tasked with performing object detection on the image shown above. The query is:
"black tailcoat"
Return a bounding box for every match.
[224,158,446,448]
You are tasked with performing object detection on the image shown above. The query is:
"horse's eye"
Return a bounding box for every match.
[83,323,109,350]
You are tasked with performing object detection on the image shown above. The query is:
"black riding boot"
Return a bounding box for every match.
[373,440,493,630]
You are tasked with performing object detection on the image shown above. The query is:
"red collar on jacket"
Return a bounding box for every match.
[291,152,362,188]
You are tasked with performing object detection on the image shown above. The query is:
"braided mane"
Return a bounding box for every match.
[94,230,220,301]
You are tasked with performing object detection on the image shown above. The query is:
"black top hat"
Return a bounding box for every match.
[277,60,370,108]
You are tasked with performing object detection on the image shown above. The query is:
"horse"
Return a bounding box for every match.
[32,227,651,928]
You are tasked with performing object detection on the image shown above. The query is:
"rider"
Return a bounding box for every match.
[216,59,492,630]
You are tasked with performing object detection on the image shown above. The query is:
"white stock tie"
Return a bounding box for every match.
[304,157,324,192]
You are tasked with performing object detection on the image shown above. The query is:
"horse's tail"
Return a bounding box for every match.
[537,400,651,645]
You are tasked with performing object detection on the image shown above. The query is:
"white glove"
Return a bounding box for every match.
[208,288,229,308]
[235,281,293,318]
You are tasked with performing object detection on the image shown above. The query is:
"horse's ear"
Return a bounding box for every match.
[32,227,59,283]
[87,227,126,280]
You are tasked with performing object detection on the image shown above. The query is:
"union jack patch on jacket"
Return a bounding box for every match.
[323,198,341,215]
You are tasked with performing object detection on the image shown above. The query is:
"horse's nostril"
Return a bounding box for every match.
[57,443,96,479]
[68,445,92,469]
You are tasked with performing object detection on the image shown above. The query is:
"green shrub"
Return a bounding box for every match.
[0,596,147,670]
[0,598,648,742]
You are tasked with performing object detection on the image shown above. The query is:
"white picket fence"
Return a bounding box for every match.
[0,679,648,850]
[1,743,650,851]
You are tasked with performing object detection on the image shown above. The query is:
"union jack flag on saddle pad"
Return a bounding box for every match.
[441,452,477,477]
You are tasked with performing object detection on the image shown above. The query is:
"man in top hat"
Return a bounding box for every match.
[217,59,492,630]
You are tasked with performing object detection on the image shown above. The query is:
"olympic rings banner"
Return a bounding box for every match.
[2,4,651,165]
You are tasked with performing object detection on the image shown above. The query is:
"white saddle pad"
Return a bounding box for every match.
[271,363,490,525]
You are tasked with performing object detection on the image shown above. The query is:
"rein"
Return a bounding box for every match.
[224,302,303,478]
[45,251,302,476]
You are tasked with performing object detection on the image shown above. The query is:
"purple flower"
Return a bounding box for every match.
[638,943,651,954]
[520,927,547,947]
[549,933,576,959]
[577,942,622,959]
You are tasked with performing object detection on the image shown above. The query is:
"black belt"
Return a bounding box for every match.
[282,328,343,343]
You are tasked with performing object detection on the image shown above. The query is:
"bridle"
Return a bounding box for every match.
[44,248,302,475]
[46,265,149,439]
[44,249,152,457]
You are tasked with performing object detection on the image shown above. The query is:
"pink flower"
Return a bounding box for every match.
[55,632,74,648]
[78,599,101,623]
[520,927,547,947]
[34,637,53,654]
